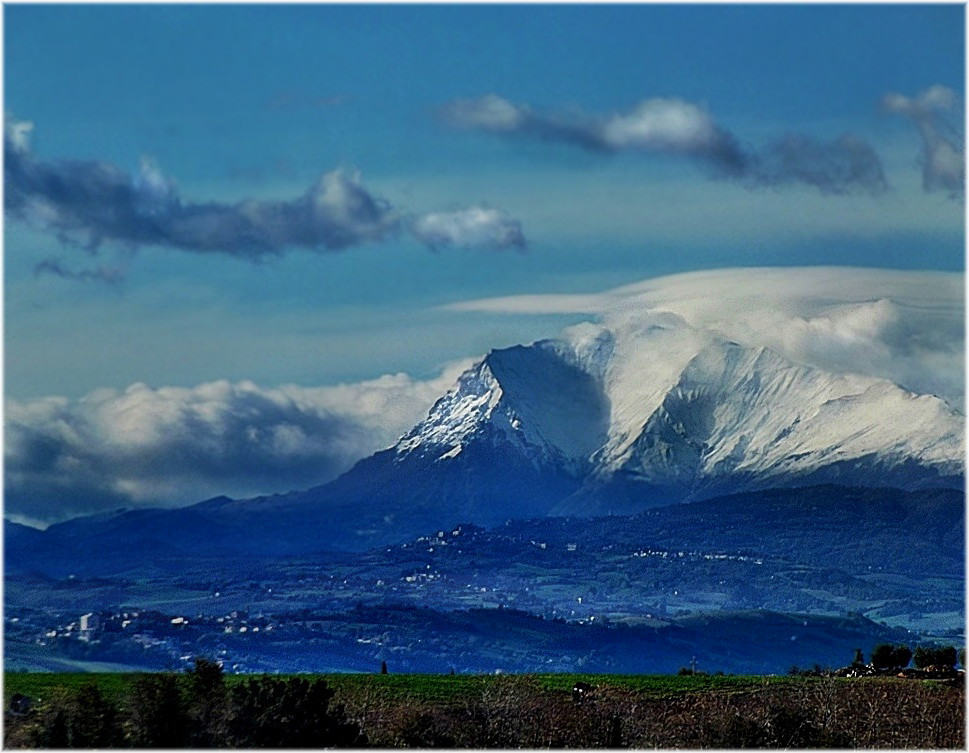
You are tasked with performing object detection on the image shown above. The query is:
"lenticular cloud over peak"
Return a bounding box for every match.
[448,266,965,412]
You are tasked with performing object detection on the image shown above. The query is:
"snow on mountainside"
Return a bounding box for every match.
[392,315,963,518]
[396,333,612,474]
[606,337,962,480]
[17,307,962,562]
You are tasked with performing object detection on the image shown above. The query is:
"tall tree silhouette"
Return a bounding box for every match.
[185,657,229,746]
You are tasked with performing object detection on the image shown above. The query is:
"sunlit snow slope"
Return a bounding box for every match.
[392,316,963,519]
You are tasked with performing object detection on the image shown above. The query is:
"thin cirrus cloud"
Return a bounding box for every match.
[441,94,890,196]
[5,360,475,526]
[4,118,527,281]
[33,258,129,285]
[883,85,965,197]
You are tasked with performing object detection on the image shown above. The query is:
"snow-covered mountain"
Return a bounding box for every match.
[388,318,963,521]
[396,335,613,475]
[19,316,964,562]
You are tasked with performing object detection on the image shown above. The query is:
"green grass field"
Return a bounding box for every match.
[532,672,802,695]
[3,670,806,708]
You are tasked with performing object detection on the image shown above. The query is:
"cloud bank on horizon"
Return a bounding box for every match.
[3,119,526,280]
[7,266,963,527]
[5,361,474,526]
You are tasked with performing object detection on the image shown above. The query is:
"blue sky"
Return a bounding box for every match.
[3,4,965,523]
[5,4,964,398]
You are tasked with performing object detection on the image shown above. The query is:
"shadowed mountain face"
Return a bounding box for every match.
[7,326,963,568]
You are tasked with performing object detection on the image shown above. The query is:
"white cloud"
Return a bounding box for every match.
[442,94,528,132]
[883,85,964,196]
[5,360,474,525]
[410,207,526,250]
[4,117,33,152]
[447,266,965,411]
[601,98,720,152]
[5,119,403,258]
[443,95,730,158]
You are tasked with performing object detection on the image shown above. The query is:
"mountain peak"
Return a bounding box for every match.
[11,323,962,557]
[390,326,962,522]
[395,337,612,473]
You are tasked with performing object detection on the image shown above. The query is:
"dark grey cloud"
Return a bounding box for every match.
[5,127,399,257]
[441,94,888,195]
[883,85,964,197]
[5,387,366,524]
[746,134,888,195]
[4,119,527,261]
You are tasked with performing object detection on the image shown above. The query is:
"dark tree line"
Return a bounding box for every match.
[868,643,960,673]
[871,644,914,673]
[8,658,367,749]
[791,642,963,678]
[913,645,959,670]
